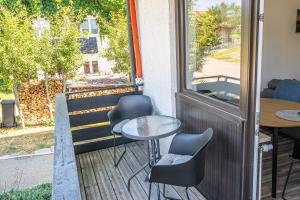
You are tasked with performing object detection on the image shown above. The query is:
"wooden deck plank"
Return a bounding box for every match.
[89,151,117,200]
[98,149,134,200]
[115,144,160,200]
[78,154,102,200]
[76,157,87,200]
[76,142,208,200]
[106,146,149,200]
[76,136,300,200]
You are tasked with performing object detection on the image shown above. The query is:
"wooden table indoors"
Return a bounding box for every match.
[260,98,300,198]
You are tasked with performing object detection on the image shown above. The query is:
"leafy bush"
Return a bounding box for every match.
[0,183,51,200]
[45,118,55,127]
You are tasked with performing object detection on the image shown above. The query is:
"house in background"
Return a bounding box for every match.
[79,16,114,75]
[32,16,114,76]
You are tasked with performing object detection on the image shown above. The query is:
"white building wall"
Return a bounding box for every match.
[261,0,300,89]
[136,0,177,154]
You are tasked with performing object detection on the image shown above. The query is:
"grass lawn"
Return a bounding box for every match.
[209,45,240,63]
[0,183,51,200]
[0,131,54,156]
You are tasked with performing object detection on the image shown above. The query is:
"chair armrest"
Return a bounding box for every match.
[107,108,120,128]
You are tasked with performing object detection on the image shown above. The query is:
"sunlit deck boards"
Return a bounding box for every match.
[261,134,300,200]
[76,141,206,200]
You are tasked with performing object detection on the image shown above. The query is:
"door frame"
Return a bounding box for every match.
[174,0,260,198]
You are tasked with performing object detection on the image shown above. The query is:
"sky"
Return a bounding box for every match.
[195,0,241,11]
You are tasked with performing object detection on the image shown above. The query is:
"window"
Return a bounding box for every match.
[80,18,98,34]
[185,0,242,106]
[90,19,98,34]
[92,61,99,73]
[83,62,90,74]
[80,20,89,33]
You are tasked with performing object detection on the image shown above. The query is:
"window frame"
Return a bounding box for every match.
[176,0,252,118]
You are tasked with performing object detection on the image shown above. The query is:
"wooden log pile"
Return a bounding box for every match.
[19,79,63,126]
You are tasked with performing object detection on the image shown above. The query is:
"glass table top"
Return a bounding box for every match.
[121,115,181,140]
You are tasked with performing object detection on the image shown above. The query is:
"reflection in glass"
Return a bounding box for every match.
[185,0,242,105]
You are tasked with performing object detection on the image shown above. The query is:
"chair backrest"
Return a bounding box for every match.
[109,95,153,127]
[169,128,213,156]
[168,128,213,186]
[192,128,213,184]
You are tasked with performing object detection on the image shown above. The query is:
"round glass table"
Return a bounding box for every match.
[121,115,181,191]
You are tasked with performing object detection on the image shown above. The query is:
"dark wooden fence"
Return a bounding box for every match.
[65,85,140,154]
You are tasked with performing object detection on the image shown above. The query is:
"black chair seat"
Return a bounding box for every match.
[156,153,192,166]
[112,119,130,134]
[148,128,213,200]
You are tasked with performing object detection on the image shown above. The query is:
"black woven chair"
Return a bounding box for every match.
[148,128,213,200]
[107,95,153,167]
[281,129,300,199]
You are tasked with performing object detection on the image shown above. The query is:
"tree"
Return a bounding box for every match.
[50,8,83,92]
[103,12,131,78]
[188,9,221,72]
[0,7,38,127]
[210,2,241,38]
[36,30,56,120]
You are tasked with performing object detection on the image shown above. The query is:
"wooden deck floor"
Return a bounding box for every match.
[261,134,300,200]
[76,141,206,200]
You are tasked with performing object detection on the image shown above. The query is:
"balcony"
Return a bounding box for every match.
[76,142,203,200]
[52,85,205,200]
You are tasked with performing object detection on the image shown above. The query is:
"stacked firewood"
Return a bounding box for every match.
[19,79,63,126]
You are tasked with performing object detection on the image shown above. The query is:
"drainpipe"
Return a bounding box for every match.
[129,0,143,84]
[126,0,136,84]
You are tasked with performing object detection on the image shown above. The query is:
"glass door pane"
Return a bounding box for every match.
[185,0,242,106]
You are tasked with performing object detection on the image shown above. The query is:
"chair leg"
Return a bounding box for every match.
[113,133,126,167]
[185,187,190,200]
[148,182,152,200]
[157,183,161,200]
[162,184,181,200]
[282,159,295,200]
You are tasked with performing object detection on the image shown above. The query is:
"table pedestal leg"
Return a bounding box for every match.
[128,139,161,192]
[272,127,278,198]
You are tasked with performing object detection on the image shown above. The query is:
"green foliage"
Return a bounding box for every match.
[36,30,55,75]
[188,9,221,71]
[45,118,55,126]
[0,0,126,36]
[0,7,38,86]
[210,2,241,28]
[0,0,130,76]
[0,183,52,200]
[103,12,131,76]
[50,8,83,90]
[0,77,12,93]
[210,2,241,39]
[188,2,241,71]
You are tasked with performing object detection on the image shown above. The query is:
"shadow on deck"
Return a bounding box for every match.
[77,141,206,200]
